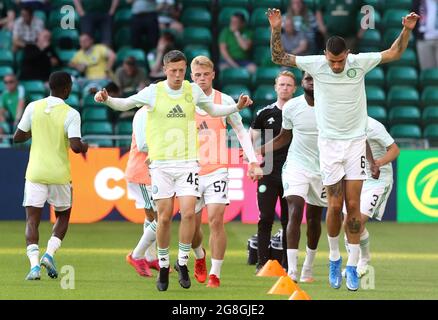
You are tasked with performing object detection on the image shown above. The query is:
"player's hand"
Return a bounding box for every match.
[81,142,89,154]
[247,162,263,181]
[402,12,420,31]
[266,8,282,30]
[370,162,380,179]
[94,88,108,103]
[236,94,253,110]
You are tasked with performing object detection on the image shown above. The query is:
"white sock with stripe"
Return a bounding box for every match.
[178,242,191,266]
[27,244,39,269]
[346,244,360,267]
[157,247,170,268]
[133,220,157,259]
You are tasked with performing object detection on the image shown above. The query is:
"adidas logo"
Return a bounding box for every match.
[167,105,186,118]
[181,255,189,260]
[361,170,366,175]
[160,258,167,262]
[222,194,227,199]
[198,121,208,131]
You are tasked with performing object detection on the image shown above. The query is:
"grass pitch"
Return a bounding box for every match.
[1,221,437,300]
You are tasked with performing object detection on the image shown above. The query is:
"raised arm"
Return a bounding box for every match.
[380,12,420,65]
[94,88,140,111]
[267,8,297,67]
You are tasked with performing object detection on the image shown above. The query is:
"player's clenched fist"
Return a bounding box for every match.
[94,88,109,103]
[237,94,253,110]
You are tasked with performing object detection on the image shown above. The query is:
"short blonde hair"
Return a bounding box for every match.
[190,55,214,70]
[275,70,296,85]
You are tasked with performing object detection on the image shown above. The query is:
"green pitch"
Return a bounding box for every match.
[1,221,438,300]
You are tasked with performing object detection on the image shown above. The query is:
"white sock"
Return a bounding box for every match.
[145,240,157,261]
[46,236,61,257]
[178,242,191,266]
[157,247,169,268]
[328,235,341,261]
[287,249,298,276]
[302,246,317,270]
[27,244,39,269]
[347,244,360,267]
[143,219,151,232]
[132,220,157,259]
[193,245,205,260]
[360,229,370,262]
[344,234,350,253]
[210,259,223,278]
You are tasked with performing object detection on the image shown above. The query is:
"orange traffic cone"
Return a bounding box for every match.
[256,260,287,277]
[289,289,311,300]
[268,276,300,295]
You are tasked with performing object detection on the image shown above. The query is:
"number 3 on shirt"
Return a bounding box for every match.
[186,173,199,186]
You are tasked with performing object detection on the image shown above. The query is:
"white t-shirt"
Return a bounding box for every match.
[365,116,394,187]
[296,52,382,140]
[18,96,81,138]
[282,95,320,175]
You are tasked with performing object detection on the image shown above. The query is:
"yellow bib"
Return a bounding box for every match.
[146,81,198,161]
[26,99,71,184]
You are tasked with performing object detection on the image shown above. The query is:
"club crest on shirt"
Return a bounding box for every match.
[347,68,357,78]
[267,117,275,125]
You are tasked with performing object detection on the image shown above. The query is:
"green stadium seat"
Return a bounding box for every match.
[219,68,252,87]
[0,121,10,133]
[422,106,438,125]
[0,139,11,148]
[21,80,46,95]
[51,0,74,8]
[184,45,210,62]
[365,67,385,87]
[384,28,415,48]
[114,28,132,49]
[386,66,418,87]
[366,86,386,105]
[52,28,79,49]
[71,82,81,97]
[82,108,109,122]
[48,10,79,29]
[116,139,132,148]
[383,9,409,29]
[0,30,12,50]
[57,49,76,65]
[252,67,281,87]
[420,69,438,88]
[87,139,114,147]
[183,27,212,46]
[251,8,270,28]
[251,0,282,9]
[423,124,438,141]
[218,0,250,8]
[390,48,418,67]
[115,121,133,135]
[34,10,47,26]
[388,106,421,125]
[181,0,212,8]
[218,7,250,29]
[239,108,253,126]
[290,67,303,85]
[114,8,132,30]
[421,86,438,107]
[0,66,13,78]
[65,94,80,110]
[387,86,419,107]
[253,85,277,106]
[222,85,251,101]
[253,27,271,47]
[253,46,275,67]
[293,87,304,97]
[116,49,146,68]
[0,49,13,67]
[367,105,387,124]
[359,29,382,48]
[384,0,413,10]
[302,0,316,11]
[27,93,45,103]
[390,124,422,139]
[57,66,81,79]
[181,7,212,28]
[82,122,113,135]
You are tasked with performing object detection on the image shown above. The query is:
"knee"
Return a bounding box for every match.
[181,211,196,221]
[345,199,360,213]
[158,214,172,226]
[209,217,223,232]
[307,217,321,230]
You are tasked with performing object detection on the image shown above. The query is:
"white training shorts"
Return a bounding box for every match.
[149,163,201,200]
[23,180,72,212]
[282,167,327,207]
[127,182,157,211]
[318,136,368,186]
[195,170,229,213]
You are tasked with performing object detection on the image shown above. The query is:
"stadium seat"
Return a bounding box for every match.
[71,82,81,97]
[219,68,252,87]
[83,94,103,109]
[34,10,47,26]
[82,108,109,122]
[420,69,438,88]
[57,49,76,65]
[51,0,74,8]
[422,106,438,125]
[384,28,415,48]
[114,28,132,49]
[253,27,271,47]
[390,48,418,67]
[183,27,212,46]
[253,46,275,67]
[52,28,79,50]
[239,108,253,126]
[183,45,210,62]
[0,30,12,50]
[0,49,13,67]
[388,106,421,125]
[252,67,281,87]
[218,7,250,29]
[181,7,212,28]
[253,85,277,106]
[251,0,282,9]
[116,139,131,148]
[293,87,304,97]
[387,86,419,107]
[87,139,114,147]
[218,0,250,8]
[366,86,386,105]
[0,139,11,148]
[82,122,113,135]
[384,0,413,10]
[222,85,251,101]
[365,67,385,87]
[386,66,418,87]
[251,8,270,28]
[423,124,438,141]
[115,121,133,135]
[21,80,46,95]
[359,29,382,48]
[114,8,132,30]
[383,10,410,29]
[422,87,438,107]
[390,124,422,139]
[181,0,212,8]
[27,93,45,103]
[65,94,80,110]
[0,66,13,78]
[367,105,387,124]
[116,49,146,68]
[0,121,10,133]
